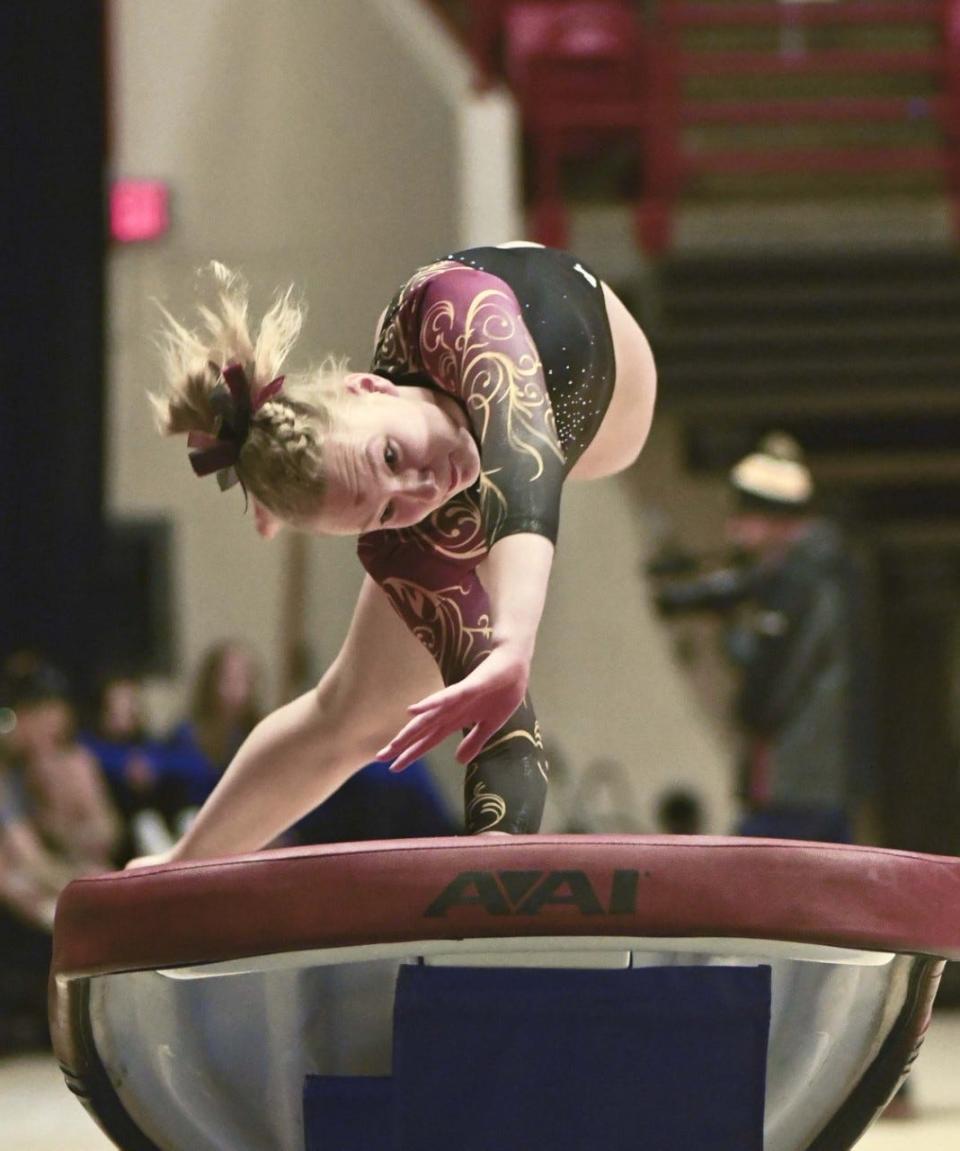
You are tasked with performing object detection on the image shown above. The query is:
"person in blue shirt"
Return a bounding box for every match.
[292,756,457,844]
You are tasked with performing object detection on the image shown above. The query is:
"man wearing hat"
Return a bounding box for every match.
[723,434,873,844]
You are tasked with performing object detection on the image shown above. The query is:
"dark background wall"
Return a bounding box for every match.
[1,2,106,686]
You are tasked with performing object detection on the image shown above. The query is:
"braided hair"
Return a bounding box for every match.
[151,262,348,522]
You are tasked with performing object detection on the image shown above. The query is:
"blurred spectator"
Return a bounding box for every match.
[0,718,81,934]
[291,757,458,844]
[564,756,646,834]
[653,434,875,844]
[655,788,705,836]
[79,670,189,862]
[0,755,76,1052]
[0,652,120,868]
[0,652,118,1052]
[726,437,873,842]
[164,640,265,813]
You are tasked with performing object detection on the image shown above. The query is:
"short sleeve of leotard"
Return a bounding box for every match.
[415,266,567,547]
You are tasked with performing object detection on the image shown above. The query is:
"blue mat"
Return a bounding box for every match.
[303,1077,393,1151]
[304,964,771,1151]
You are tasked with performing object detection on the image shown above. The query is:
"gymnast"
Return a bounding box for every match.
[139,242,656,861]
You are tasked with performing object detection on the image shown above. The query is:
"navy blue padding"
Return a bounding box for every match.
[392,964,770,1151]
[302,1076,394,1151]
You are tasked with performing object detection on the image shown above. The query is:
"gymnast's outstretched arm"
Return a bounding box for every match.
[357,517,551,834]
[138,576,443,864]
[371,266,565,775]
[378,532,554,771]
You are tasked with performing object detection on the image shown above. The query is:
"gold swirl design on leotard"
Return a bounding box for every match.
[476,471,508,542]
[373,263,564,545]
[410,490,488,564]
[373,301,404,371]
[480,720,550,784]
[379,575,492,680]
[419,285,564,483]
[373,261,462,376]
[464,772,509,831]
[407,476,506,562]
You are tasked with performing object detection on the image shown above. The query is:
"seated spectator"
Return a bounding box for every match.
[164,640,265,815]
[0,653,118,1052]
[1,653,120,869]
[0,762,79,929]
[0,828,59,1051]
[79,670,189,862]
[291,757,458,844]
[655,788,705,836]
[564,757,646,834]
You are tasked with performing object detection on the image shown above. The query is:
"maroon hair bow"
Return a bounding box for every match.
[187,361,285,492]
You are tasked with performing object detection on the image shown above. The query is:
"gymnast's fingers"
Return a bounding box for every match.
[377,710,448,761]
[378,687,476,757]
[407,681,469,715]
[455,723,494,765]
[388,726,449,774]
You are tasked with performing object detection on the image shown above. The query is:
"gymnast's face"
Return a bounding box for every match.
[307,373,481,535]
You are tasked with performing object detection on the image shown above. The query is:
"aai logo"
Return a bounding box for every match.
[424,869,645,918]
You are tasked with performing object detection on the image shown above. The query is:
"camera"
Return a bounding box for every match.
[647,547,758,618]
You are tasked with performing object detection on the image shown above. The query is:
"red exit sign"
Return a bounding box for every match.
[110,180,170,243]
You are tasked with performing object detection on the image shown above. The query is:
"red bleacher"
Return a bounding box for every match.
[446,0,960,252]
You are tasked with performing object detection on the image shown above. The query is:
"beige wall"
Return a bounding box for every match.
[108,0,732,830]
[109,0,477,714]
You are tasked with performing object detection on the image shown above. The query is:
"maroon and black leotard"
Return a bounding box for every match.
[357,246,616,833]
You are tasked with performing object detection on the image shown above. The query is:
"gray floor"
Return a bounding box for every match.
[2,1010,959,1150]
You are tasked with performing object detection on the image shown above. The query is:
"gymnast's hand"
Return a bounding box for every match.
[377,644,531,773]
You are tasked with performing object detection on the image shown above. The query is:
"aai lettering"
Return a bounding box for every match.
[424,869,640,918]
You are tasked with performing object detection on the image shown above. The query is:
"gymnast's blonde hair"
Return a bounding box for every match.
[151,262,349,522]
